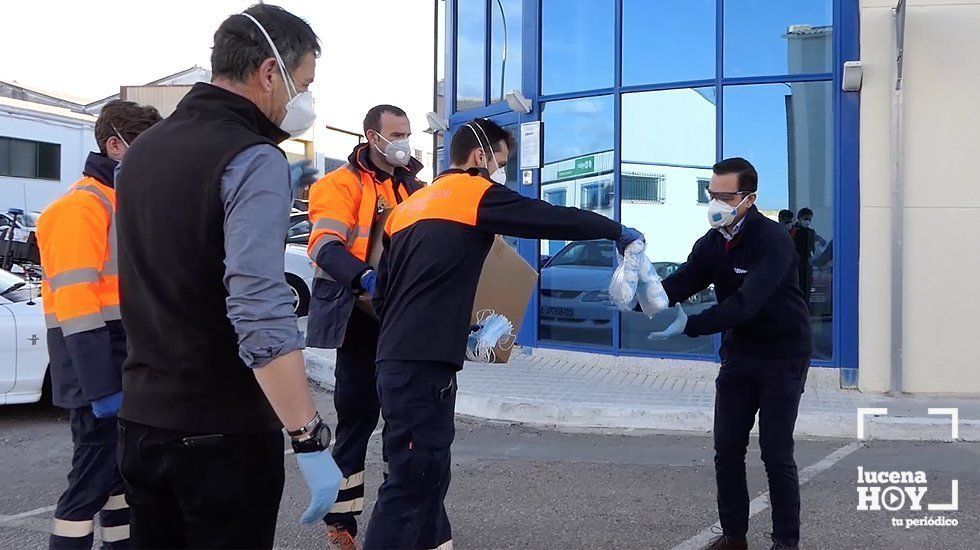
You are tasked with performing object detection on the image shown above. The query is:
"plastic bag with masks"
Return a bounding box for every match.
[465,309,517,363]
[608,240,670,318]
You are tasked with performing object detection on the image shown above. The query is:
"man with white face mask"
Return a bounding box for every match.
[114,5,341,548]
[647,158,811,550]
[364,118,642,549]
[790,207,827,304]
[306,104,424,549]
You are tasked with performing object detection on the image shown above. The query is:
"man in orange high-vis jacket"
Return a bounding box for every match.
[306,104,424,549]
[37,100,161,550]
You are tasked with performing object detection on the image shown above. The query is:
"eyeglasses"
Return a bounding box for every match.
[703,185,748,203]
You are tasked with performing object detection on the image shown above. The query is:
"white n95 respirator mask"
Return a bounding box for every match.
[241,13,316,138]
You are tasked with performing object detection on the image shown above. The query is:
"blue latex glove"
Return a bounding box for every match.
[616,226,644,255]
[91,391,123,418]
[289,159,319,195]
[359,270,377,296]
[646,305,688,341]
[296,449,342,524]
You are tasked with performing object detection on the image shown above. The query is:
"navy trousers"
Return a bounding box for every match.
[50,407,129,550]
[324,308,387,536]
[364,360,456,550]
[714,355,810,547]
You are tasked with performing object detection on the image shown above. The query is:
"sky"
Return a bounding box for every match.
[2,0,834,215]
[1,0,437,157]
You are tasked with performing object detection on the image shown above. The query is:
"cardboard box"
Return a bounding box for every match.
[470,236,538,363]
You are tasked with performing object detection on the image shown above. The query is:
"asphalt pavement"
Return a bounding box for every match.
[2,387,978,549]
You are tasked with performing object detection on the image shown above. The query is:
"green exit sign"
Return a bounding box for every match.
[557,155,596,179]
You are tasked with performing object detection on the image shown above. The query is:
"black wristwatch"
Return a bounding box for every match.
[290,418,331,454]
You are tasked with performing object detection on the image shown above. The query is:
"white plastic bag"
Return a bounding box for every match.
[608,240,670,318]
[636,254,669,317]
[608,240,644,311]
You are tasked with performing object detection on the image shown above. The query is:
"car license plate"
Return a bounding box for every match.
[542,306,574,318]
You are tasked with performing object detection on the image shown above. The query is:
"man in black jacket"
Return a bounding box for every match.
[649,158,811,550]
[364,118,642,550]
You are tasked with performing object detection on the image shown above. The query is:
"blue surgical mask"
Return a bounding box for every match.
[465,309,515,363]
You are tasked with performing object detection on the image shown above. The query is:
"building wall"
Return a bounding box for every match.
[121,86,194,118]
[0,113,94,212]
[859,0,980,393]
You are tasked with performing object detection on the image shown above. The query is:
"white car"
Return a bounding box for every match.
[284,244,314,317]
[0,269,49,405]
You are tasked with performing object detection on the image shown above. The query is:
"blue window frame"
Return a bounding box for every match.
[443,0,859,372]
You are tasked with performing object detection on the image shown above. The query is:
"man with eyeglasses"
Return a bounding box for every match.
[647,157,812,550]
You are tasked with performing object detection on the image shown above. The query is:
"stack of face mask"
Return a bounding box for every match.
[465,309,516,363]
[608,240,670,318]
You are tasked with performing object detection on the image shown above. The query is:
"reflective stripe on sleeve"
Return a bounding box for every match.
[45,313,60,329]
[59,311,107,336]
[312,218,351,235]
[101,304,122,322]
[47,267,101,292]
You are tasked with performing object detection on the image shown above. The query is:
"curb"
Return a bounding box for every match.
[452,391,980,442]
[303,351,980,442]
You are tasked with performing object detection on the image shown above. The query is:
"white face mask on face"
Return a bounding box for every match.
[707,194,752,229]
[466,122,507,185]
[241,13,316,138]
[373,131,412,167]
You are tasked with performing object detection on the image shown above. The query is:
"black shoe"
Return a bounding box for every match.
[701,535,748,550]
[767,533,798,550]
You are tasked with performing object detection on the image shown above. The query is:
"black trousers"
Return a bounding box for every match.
[714,355,810,546]
[50,407,129,550]
[117,420,284,549]
[798,262,813,304]
[324,308,387,535]
[364,360,456,550]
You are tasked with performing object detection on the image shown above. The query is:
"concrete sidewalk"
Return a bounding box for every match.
[303,347,980,442]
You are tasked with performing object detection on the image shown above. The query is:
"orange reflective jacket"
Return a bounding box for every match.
[307,145,416,276]
[38,177,119,336]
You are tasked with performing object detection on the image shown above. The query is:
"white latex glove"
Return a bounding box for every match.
[647,304,688,341]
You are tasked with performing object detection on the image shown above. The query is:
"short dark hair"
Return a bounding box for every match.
[778,209,794,222]
[798,207,813,219]
[363,104,408,134]
[95,100,162,153]
[211,4,320,82]
[449,118,516,166]
[712,157,758,194]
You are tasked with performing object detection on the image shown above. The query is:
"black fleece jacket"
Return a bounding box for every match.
[662,206,812,360]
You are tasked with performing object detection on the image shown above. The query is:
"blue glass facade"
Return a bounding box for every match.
[442,0,859,372]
